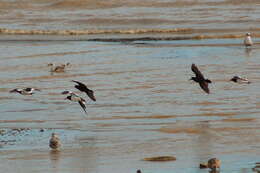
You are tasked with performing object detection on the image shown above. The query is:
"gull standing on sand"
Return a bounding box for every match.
[49,133,61,150]
[190,64,212,94]
[9,88,40,95]
[244,32,253,47]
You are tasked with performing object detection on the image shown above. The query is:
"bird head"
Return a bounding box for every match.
[51,133,58,138]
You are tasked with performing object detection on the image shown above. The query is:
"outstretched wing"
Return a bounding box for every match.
[86,89,96,102]
[72,80,87,92]
[191,64,205,80]
[72,80,96,101]
[78,100,87,114]
[199,82,210,94]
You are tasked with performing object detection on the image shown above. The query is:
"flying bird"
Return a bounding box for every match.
[244,32,253,47]
[72,80,96,101]
[10,88,40,95]
[230,76,251,84]
[49,133,61,150]
[65,92,87,114]
[190,64,212,94]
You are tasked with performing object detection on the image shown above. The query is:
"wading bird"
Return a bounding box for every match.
[49,133,61,150]
[244,32,253,47]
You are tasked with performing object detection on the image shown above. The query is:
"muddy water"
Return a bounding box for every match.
[1,0,260,173]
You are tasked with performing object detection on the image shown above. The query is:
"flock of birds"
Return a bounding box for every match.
[8,33,255,172]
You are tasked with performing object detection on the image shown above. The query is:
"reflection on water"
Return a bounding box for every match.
[49,150,61,172]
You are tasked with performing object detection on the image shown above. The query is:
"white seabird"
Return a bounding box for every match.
[244,32,253,47]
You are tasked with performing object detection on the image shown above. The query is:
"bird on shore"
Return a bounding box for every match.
[190,64,212,94]
[207,158,221,171]
[244,32,253,47]
[9,88,40,95]
[48,63,70,73]
[72,80,96,101]
[230,76,251,84]
[136,170,142,173]
[49,133,61,150]
[64,92,87,114]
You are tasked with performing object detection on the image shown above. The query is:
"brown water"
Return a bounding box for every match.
[1,0,260,173]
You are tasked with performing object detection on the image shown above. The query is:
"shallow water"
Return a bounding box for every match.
[0,37,260,173]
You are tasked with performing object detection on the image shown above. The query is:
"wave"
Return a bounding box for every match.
[0,28,260,41]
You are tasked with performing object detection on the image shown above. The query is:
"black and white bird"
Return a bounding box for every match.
[190,64,212,94]
[49,133,61,150]
[64,92,87,114]
[230,76,251,84]
[244,32,253,47]
[72,80,96,101]
[9,88,40,95]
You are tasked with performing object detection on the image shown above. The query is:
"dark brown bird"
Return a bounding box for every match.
[72,80,96,101]
[190,64,212,94]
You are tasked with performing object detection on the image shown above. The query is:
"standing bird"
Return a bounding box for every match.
[244,32,253,47]
[72,80,96,101]
[49,133,61,150]
[48,63,70,73]
[190,64,212,94]
[207,158,221,171]
[10,88,40,95]
[65,92,87,114]
[230,76,251,84]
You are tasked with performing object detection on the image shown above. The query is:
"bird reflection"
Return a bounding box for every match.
[49,150,61,171]
[245,47,252,57]
[209,170,220,173]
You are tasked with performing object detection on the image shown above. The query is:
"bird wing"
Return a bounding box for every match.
[191,64,205,80]
[72,80,87,91]
[86,89,96,101]
[199,82,210,94]
[78,100,87,114]
[72,80,96,101]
